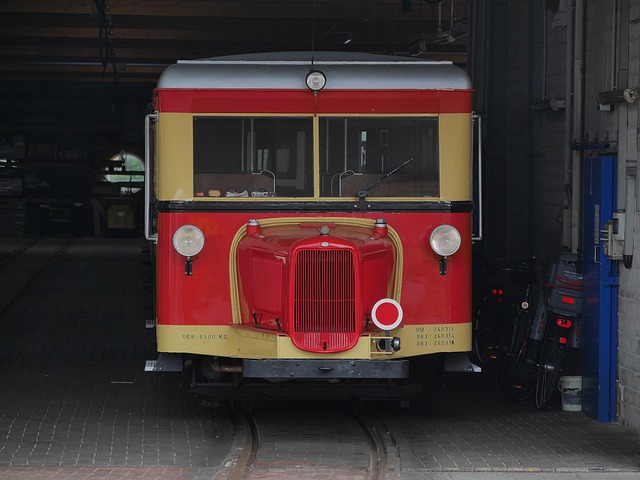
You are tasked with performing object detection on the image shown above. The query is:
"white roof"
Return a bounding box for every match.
[157,51,472,90]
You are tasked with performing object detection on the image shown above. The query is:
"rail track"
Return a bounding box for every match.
[220,401,390,480]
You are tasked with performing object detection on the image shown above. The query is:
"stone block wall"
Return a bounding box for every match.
[616,2,640,433]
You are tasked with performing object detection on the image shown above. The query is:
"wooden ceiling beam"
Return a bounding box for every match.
[0,20,445,43]
[0,73,158,84]
[0,44,211,62]
[0,15,451,47]
[0,63,164,75]
[0,0,461,21]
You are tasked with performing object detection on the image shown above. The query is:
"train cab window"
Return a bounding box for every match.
[193,116,314,197]
[319,117,439,198]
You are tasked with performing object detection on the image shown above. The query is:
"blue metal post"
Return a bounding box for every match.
[581,155,618,422]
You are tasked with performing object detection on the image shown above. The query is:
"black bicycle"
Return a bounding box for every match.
[495,261,545,390]
[473,260,545,390]
[506,291,546,401]
[533,254,583,409]
[473,262,512,366]
[534,324,562,408]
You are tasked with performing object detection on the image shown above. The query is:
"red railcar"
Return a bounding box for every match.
[145,52,474,398]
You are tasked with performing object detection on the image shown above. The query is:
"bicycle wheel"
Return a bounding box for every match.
[473,293,503,365]
[510,360,536,400]
[535,329,562,409]
[509,312,537,400]
[495,312,519,388]
[510,345,540,400]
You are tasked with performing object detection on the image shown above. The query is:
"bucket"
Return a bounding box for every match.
[558,376,582,412]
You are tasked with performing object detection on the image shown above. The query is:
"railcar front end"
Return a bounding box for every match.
[145,52,474,398]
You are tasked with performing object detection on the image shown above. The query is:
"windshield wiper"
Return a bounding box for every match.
[356,158,413,207]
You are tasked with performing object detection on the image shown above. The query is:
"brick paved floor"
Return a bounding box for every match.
[380,371,640,477]
[0,237,233,479]
[0,235,640,480]
[0,466,218,479]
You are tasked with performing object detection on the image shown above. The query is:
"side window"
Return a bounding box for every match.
[193,117,314,198]
[319,117,439,198]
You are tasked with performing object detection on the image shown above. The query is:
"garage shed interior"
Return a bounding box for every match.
[2,0,640,438]
[0,0,468,235]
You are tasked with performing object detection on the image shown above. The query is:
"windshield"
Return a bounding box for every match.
[193,116,314,197]
[192,115,439,198]
[319,117,439,197]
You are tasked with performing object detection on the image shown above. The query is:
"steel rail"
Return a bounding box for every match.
[354,412,388,480]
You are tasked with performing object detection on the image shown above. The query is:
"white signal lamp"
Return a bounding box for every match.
[173,225,205,276]
[429,224,461,275]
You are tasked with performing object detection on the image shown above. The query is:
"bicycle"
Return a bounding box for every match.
[507,288,547,401]
[535,321,564,408]
[493,260,545,390]
[473,262,512,366]
[473,259,545,390]
[533,253,583,410]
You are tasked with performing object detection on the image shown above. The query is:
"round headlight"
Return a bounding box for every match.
[173,225,205,257]
[306,70,326,91]
[429,225,461,257]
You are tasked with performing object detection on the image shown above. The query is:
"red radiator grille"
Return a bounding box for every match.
[292,249,359,352]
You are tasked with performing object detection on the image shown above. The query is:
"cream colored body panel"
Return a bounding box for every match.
[439,114,472,201]
[157,113,194,200]
[156,323,471,359]
[155,112,472,201]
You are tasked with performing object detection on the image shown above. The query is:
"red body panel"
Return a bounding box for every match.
[156,211,472,332]
[155,89,473,114]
